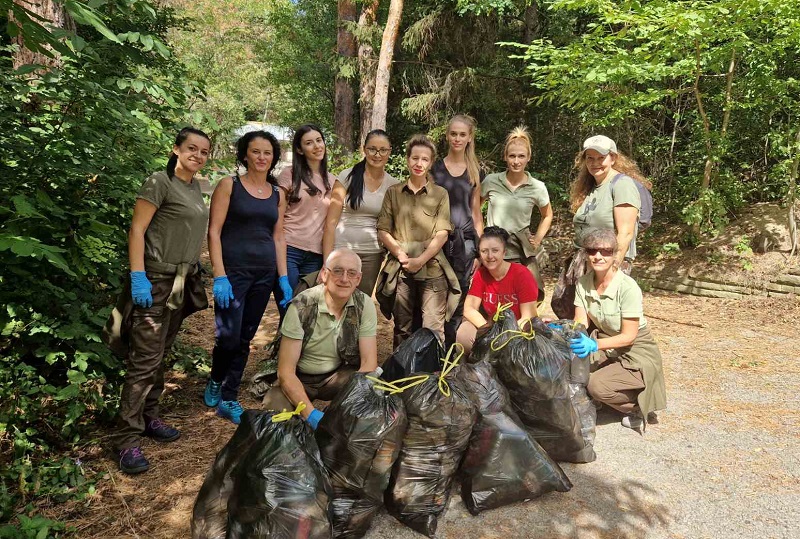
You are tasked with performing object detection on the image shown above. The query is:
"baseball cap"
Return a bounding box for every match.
[583,135,617,155]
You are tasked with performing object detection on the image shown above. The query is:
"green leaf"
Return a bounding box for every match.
[65,0,122,44]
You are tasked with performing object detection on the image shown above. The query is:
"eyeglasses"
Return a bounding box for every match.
[365,147,391,157]
[585,247,615,257]
[328,267,361,279]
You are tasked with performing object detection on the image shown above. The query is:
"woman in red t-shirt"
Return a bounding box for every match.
[456,226,539,354]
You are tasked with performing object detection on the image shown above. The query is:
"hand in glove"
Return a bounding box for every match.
[278,275,294,307]
[213,276,235,309]
[570,333,599,358]
[306,408,324,430]
[130,271,153,308]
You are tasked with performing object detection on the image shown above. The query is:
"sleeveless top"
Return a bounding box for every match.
[220,177,280,270]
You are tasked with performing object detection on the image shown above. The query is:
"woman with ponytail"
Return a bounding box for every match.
[322,129,398,295]
[107,127,211,475]
[481,126,552,304]
[274,124,336,316]
[431,114,484,347]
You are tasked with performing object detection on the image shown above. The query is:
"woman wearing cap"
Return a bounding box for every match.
[568,228,666,431]
[551,134,650,319]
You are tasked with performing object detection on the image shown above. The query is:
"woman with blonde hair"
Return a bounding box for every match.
[431,114,484,347]
[551,135,650,319]
[481,126,552,304]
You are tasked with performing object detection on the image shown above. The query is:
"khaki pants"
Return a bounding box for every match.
[114,277,186,451]
[392,275,448,348]
[357,251,385,298]
[261,367,357,411]
[587,357,645,414]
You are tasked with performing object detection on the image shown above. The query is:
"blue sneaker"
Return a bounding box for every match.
[217,400,244,424]
[204,379,222,407]
[117,446,150,475]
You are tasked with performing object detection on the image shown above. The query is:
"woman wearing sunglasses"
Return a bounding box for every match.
[569,228,666,431]
[322,129,398,296]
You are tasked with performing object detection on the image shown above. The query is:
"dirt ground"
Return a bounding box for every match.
[52,272,800,539]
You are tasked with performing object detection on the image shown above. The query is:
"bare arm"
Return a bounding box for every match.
[613,204,638,265]
[518,300,538,321]
[463,294,487,328]
[276,337,314,419]
[207,177,233,278]
[530,203,553,247]
[377,230,408,262]
[128,199,158,271]
[403,230,448,274]
[597,318,639,349]
[358,335,378,372]
[471,184,484,238]
[574,306,589,328]
[322,181,346,262]
[274,189,289,277]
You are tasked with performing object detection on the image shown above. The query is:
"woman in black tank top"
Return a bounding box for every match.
[204,131,290,424]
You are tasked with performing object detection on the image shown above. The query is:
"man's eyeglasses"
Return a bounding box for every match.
[365,147,391,157]
[328,267,361,279]
[585,247,614,257]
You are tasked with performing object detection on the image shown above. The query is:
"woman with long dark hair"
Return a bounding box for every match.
[108,127,211,474]
[203,130,289,424]
[275,124,335,314]
[431,114,484,347]
[322,129,398,296]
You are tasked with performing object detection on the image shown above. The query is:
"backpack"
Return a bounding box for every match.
[611,173,653,230]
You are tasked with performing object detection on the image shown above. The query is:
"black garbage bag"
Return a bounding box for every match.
[192,411,273,539]
[456,361,572,515]
[386,348,477,538]
[224,408,333,539]
[487,312,587,463]
[469,304,519,365]
[543,319,597,463]
[315,373,408,538]
[381,328,444,382]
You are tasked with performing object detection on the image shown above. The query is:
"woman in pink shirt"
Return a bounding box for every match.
[275,124,336,315]
[456,226,539,354]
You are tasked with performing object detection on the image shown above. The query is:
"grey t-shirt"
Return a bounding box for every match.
[137,171,209,266]
[335,167,399,253]
[573,174,641,259]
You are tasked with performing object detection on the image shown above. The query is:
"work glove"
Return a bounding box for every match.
[278,275,293,308]
[306,408,324,430]
[213,276,235,309]
[130,271,153,308]
[570,333,599,358]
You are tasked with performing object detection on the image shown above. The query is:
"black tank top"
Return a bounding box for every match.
[220,177,279,270]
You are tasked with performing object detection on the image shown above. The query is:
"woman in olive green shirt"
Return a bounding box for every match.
[568,228,666,431]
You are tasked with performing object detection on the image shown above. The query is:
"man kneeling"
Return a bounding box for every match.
[262,248,378,429]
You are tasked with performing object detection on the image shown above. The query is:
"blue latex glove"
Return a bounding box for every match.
[213,276,235,309]
[547,322,561,330]
[278,275,293,308]
[130,271,153,308]
[570,333,599,358]
[306,408,324,430]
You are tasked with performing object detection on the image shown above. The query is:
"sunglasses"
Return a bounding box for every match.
[585,247,614,257]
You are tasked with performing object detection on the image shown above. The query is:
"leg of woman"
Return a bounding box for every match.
[524,254,546,305]
[298,250,323,279]
[421,275,448,345]
[210,270,249,393]
[392,276,418,348]
[455,319,478,356]
[444,262,474,349]
[356,251,384,297]
[276,245,305,319]
[586,359,645,414]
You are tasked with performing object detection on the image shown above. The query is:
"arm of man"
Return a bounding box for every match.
[357,295,378,372]
[276,336,315,419]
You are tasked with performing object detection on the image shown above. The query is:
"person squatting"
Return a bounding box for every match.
[104,121,666,475]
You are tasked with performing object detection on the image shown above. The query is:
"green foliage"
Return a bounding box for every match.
[167,338,212,376]
[0,0,199,529]
[734,235,754,271]
[661,242,681,255]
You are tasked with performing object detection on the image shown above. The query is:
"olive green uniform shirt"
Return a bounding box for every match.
[376,181,452,279]
[482,172,550,260]
[573,175,641,259]
[137,171,209,266]
[281,289,378,375]
[574,269,648,335]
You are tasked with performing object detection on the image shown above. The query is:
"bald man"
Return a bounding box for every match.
[262,248,378,429]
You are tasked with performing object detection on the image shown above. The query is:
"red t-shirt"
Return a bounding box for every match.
[467,263,538,319]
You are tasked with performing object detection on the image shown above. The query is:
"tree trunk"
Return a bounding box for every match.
[522,2,539,44]
[357,0,379,141]
[10,0,74,69]
[371,0,404,131]
[334,0,358,151]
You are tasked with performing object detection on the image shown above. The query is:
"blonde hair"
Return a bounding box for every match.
[569,149,651,212]
[446,114,480,187]
[503,126,532,160]
[405,134,437,161]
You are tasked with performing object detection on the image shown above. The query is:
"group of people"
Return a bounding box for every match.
[106,117,666,475]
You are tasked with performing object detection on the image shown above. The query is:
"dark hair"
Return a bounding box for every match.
[236,130,282,185]
[480,226,510,247]
[345,129,390,210]
[167,127,210,178]
[289,124,331,204]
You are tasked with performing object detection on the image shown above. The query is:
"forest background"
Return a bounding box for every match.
[1,0,799,536]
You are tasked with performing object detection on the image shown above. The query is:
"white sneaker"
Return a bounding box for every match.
[621,414,643,429]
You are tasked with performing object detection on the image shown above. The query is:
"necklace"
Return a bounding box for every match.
[243,175,265,194]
